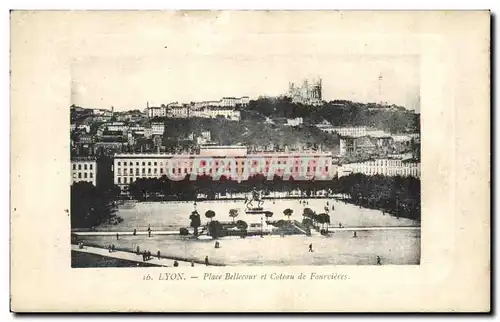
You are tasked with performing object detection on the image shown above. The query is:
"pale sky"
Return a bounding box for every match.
[70,13,420,112]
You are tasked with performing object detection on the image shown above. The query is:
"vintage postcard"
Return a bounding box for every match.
[10,10,490,312]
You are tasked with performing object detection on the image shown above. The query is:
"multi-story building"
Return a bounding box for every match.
[147,105,168,118]
[339,136,377,156]
[206,107,241,121]
[106,122,128,132]
[167,105,190,118]
[337,158,420,178]
[194,101,222,108]
[113,147,337,189]
[287,77,322,105]
[71,157,98,186]
[319,126,368,137]
[151,122,165,136]
[220,96,250,107]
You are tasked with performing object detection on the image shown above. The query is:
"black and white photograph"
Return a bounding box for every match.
[69,15,421,268]
[10,9,490,313]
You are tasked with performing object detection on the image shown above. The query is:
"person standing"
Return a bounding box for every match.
[191,261,195,267]
[111,244,115,252]
[157,250,161,259]
[116,233,119,240]
[205,256,209,266]
[377,256,382,265]
[148,225,152,237]
[309,244,313,252]
[133,229,137,236]
[136,246,140,255]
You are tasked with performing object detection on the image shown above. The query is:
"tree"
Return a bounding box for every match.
[189,210,201,236]
[303,208,314,220]
[236,220,248,231]
[283,208,293,221]
[205,210,216,222]
[264,211,274,222]
[229,209,239,223]
[208,220,223,239]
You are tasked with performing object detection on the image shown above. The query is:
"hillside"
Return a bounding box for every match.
[161,117,340,153]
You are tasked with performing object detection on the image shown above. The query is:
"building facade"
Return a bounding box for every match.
[113,148,337,189]
[151,122,165,136]
[71,157,98,186]
[319,126,368,137]
[337,158,420,178]
[148,106,168,118]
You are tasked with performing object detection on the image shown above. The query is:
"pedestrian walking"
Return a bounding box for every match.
[353,231,357,238]
[377,256,381,265]
[108,245,112,253]
[191,261,195,267]
[173,261,179,267]
[142,251,146,261]
[157,250,161,259]
[111,244,115,252]
[147,250,151,260]
[116,233,119,240]
[205,256,209,266]
[133,229,137,236]
[309,244,313,252]
[136,246,140,255]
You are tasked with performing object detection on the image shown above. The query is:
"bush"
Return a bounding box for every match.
[179,227,189,236]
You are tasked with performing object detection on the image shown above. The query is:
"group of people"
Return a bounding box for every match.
[141,249,153,261]
[107,244,116,253]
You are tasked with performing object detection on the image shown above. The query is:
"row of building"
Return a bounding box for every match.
[147,97,249,121]
[71,145,421,190]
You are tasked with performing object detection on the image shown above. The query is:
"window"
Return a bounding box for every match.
[154,162,157,166]
[117,162,121,166]
[136,162,139,166]
[148,168,151,174]
[89,164,93,170]
[84,173,87,178]
[136,169,140,175]
[118,177,121,183]
[142,168,145,174]
[123,162,127,166]
[142,162,145,166]
[148,162,151,166]
[178,168,181,174]
[78,173,82,178]
[307,167,310,172]
[72,164,76,170]
[90,173,93,178]
[117,169,121,175]
[124,177,128,184]
[160,168,163,174]
[154,168,157,174]
[184,169,187,174]
[124,169,128,175]
[73,173,76,178]
[325,166,329,172]
[78,164,82,170]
